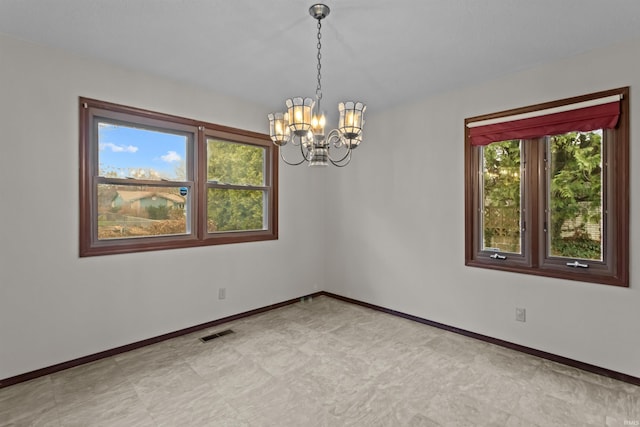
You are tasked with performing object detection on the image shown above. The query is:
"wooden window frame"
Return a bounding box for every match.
[79,97,278,257]
[464,88,629,287]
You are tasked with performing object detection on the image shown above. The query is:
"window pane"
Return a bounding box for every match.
[208,188,265,232]
[548,131,603,261]
[98,122,188,181]
[481,140,522,254]
[97,184,189,239]
[207,139,265,186]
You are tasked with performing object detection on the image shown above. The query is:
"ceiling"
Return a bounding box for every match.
[2,0,640,116]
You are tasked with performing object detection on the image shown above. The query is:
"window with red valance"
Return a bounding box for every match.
[464,87,628,287]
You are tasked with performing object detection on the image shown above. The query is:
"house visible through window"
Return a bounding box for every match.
[80,98,278,256]
[464,88,629,287]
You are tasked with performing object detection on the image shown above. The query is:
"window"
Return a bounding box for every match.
[465,88,628,286]
[80,98,278,256]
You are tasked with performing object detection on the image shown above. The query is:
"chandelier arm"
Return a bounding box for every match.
[278,136,311,166]
[329,151,352,167]
[300,138,313,162]
[326,129,344,147]
[327,146,352,164]
[325,130,351,164]
[279,148,307,166]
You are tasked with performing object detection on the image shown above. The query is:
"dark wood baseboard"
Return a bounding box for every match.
[2,290,638,389]
[0,292,323,389]
[321,291,640,387]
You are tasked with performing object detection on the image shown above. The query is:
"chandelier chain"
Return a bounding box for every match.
[316,18,322,102]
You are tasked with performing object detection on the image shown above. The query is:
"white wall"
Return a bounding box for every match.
[0,34,326,379]
[2,30,640,382]
[324,38,640,377]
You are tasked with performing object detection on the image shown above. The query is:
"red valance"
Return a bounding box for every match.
[468,100,620,146]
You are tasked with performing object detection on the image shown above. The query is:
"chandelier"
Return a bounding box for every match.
[268,3,366,167]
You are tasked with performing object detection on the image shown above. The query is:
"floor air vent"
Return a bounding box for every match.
[200,329,234,343]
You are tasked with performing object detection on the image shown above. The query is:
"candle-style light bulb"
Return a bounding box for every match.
[311,112,326,136]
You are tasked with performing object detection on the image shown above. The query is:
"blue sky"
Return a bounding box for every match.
[98,122,187,180]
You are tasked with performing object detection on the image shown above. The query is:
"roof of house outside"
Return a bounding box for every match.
[115,190,185,204]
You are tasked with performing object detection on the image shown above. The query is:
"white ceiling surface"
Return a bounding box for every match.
[2,0,640,115]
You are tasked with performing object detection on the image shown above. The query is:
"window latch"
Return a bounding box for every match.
[490,253,507,260]
[566,261,589,268]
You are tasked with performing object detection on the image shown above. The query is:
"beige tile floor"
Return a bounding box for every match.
[1,296,639,426]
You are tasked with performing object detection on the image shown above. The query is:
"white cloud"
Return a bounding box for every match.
[161,151,181,163]
[100,142,138,153]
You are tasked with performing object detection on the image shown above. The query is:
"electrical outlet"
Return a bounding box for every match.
[218,288,226,300]
[516,307,526,322]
